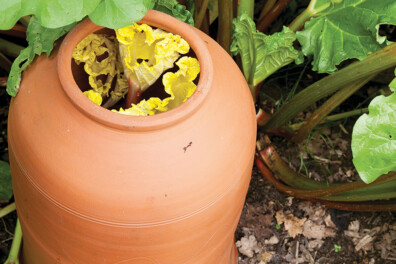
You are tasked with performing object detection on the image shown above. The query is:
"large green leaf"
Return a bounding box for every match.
[0,0,155,30]
[351,91,396,184]
[7,17,75,96]
[0,0,100,30]
[153,0,194,26]
[89,0,155,29]
[297,0,396,73]
[0,161,12,201]
[231,14,303,86]
[0,0,22,30]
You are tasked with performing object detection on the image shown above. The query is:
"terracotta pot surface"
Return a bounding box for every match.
[8,10,256,264]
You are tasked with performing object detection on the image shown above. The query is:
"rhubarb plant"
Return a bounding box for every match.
[231,0,396,207]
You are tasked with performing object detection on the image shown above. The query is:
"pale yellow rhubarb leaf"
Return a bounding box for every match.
[73,34,128,105]
[115,23,189,92]
[116,98,164,116]
[114,57,200,116]
[162,56,200,110]
[83,90,102,105]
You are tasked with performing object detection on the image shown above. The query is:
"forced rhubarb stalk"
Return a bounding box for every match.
[125,77,141,107]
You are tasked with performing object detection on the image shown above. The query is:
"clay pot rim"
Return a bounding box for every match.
[57,10,213,131]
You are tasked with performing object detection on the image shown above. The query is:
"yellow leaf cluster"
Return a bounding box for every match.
[115,56,200,116]
[73,24,200,115]
[115,23,190,91]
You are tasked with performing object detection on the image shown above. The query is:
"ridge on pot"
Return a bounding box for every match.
[8,10,256,264]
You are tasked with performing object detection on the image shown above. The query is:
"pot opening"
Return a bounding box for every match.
[58,10,213,131]
[71,24,200,116]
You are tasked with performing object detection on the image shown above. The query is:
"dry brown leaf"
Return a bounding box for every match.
[324,214,337,229]
[298,201,315,218]
[276,210,306,238]
[344,230,361,238]
[298,201,327,223]
[348,220,360,232]
[236,235,260,258]
[308,239,324,250]
[303,220,336,240]
[355,234,374,252]
[260,251,273,264]
[264,235,279,245]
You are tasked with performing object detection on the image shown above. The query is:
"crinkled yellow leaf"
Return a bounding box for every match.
[73,33,128,106]
[115,23,189,91]
[73,34,116,95]
[162,56,200,110]
[115,97,165,116]
[114,57,200,116]
[83,90,102,105]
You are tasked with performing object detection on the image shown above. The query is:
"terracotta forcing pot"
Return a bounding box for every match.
[8,10,256,264]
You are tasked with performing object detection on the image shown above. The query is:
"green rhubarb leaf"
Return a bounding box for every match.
[26,17,76,55]
[0,0,22,30]
[7,17,75,96]
[154,0,194,26]
[0,0,100,30]
[297,0,396,73]
[351,91,396,184]
[231,13,303,86]
[0,160,12,201]
[89,0,155,29]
